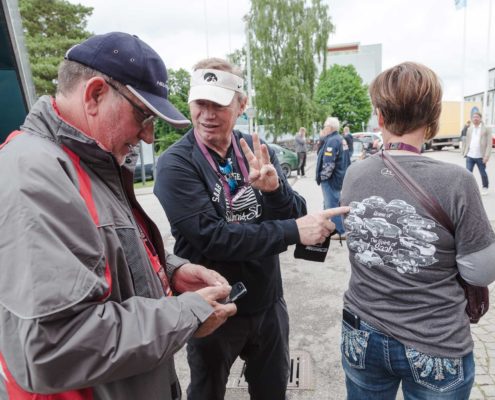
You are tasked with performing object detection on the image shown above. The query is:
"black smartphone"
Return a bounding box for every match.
[343,308,360,329]
[225,282,247,303]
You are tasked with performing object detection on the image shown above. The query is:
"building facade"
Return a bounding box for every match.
[464,67,495,127]
[318,42,382,131]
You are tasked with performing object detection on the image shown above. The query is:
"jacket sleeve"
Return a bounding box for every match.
[319,136,340,181]
[154,147,303,262]
[0,144,213,393]
[1,293,212,393]
[484,127,492,160]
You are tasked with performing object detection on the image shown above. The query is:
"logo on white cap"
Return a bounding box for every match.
[188,69,245,106]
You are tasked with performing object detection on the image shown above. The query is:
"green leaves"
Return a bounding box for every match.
[248,0,333,139]
[154,68,192,153]
[315,65,372,131]
[19,0,93,96]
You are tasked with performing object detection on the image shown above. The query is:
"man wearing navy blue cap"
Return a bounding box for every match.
[0,32,236,400]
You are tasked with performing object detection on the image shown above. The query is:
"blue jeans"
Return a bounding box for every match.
[341,319,475,400]
[466,157,489,188]
[320,180,345,234]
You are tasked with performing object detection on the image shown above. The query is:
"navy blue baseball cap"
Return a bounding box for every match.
[65,32,190,128]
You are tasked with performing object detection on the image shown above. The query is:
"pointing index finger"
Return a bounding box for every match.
[322,206,351,219]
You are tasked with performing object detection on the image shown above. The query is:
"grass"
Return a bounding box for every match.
[133,180,154,189]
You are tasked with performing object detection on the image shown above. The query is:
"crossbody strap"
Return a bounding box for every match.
[380,150,455,235]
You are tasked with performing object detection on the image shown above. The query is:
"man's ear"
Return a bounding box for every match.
[238,96,248,117]
[84,77,110,116]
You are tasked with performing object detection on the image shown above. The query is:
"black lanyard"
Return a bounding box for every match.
[193,130,250,208]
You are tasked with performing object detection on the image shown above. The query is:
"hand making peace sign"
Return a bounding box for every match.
[239,132,280,193]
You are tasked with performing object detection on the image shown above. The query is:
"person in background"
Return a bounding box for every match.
[295,126,308,177]
[0,32,236,400]
[316,116,350,240]
[462,112,491,195]
[460,119,470,151]
[342,126,354,155]
[340,61,495,399]
[153,57,348,400]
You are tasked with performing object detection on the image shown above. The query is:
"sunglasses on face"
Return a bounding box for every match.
[105,80,157,129]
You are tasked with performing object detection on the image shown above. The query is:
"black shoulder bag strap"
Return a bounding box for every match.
[380,150,454,234]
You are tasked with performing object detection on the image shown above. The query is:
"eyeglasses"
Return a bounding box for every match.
[218,159,238,194]
[105,80,157,129]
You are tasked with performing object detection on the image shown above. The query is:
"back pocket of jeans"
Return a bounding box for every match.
[341,322,370,369]
[405,347,464,392]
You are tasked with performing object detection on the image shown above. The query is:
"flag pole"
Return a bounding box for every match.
[482,0,492,119]
[460,2,467,133]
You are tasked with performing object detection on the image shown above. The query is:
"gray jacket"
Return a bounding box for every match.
[461,123,492,159]
[0,96,212,399]
[294,133,307,153]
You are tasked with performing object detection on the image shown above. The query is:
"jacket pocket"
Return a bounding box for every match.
[341,321,370,369]
[405,346,464,392]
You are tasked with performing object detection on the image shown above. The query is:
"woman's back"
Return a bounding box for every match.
[341,153,494,358]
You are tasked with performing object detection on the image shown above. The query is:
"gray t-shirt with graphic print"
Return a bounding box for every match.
[341,153,495,358]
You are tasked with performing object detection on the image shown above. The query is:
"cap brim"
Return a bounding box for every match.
[188,85,235,107]
[127,86,191,129]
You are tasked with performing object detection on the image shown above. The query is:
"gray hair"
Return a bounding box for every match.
[324,116,340,131]
[56,60,123,96]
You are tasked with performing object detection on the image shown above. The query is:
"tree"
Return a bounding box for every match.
[247,0,333,140]
[154,68,192,153]
[315,64,372,132]
[19,0,93,96]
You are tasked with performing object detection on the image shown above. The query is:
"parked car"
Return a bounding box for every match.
[402,226,439,243]
[268,143,298,178]
[344,214,364,233]
[362,195,387,209]
[385,199,416,215]
[133,161,154,183]
[397,214,436,229]
[348,237,371,253]
[348,201,366,215]
[399,235,435,256]
[355,250,384,268]
[363,217,402,238]
[133,141,155,183]
[351,132,383,150]
[350,138,365,162]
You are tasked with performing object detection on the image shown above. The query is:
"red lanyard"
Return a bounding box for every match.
[194,130,250,208]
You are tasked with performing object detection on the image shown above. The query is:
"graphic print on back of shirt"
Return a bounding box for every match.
[345,196,439,274]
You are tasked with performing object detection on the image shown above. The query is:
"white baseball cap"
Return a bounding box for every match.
[188,69,245,106]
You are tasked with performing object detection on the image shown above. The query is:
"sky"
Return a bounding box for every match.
[67,0,494,101]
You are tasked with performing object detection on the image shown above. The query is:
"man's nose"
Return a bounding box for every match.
[139,123,155,144]
[203,104,216,118]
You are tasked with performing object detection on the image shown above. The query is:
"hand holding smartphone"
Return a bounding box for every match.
[224,282,247,303]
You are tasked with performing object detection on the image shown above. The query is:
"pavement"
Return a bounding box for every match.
[136,148,495,400]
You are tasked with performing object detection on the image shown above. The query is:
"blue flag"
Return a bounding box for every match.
[455,0,467,9]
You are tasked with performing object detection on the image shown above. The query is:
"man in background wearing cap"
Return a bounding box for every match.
[0,32,236,400]
[154,58,348,400]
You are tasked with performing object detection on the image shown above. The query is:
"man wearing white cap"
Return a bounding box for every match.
[154,58,348,399]
[0,33,237,400]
